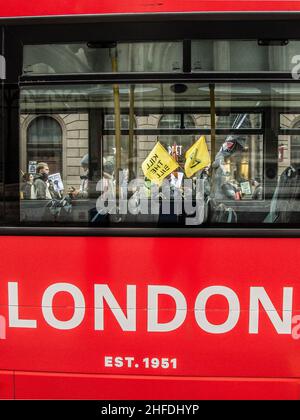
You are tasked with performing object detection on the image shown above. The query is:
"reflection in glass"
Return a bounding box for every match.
[23,42,183,74]
[192,40,300,72]
[19,82,300,227]
[27,116,62,175]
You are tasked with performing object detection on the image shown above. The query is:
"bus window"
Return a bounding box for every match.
[192,40,300,72]
[23,42,183,74]
[19,82,300,227]
[266,109,300,224]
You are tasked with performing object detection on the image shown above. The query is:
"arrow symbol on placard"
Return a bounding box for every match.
[190,147,202,168]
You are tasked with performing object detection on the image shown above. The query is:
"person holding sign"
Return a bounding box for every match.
[34,162,58,200]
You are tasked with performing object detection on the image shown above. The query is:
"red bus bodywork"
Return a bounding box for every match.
[1,0,300,401]
[0,236,300,399]
[1,0,300,18]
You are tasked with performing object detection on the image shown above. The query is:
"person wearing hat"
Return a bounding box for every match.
[211,136,246,201]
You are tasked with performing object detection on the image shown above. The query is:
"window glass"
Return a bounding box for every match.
[23,42,183,74]
[104,115,131,130]
[24,40,300,75]
[192,40,300,72]
[280,113,300,129]
[279,114,300,174]
[158,115,195,130]
[21,82,300,227]
[269,125,300,223]
[159,115,182,129]
[216,113,262,129]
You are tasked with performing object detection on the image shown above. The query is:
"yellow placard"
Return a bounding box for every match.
[184,136,211,178]
[142,142,179,184]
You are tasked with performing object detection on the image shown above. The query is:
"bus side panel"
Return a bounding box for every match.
[14,371,300,400]
[2,0,300,17]
[0,371,14,399]
[1,236,300,400]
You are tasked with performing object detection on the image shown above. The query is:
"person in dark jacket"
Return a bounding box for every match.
[21,173,36,199]
[34,162,56,199]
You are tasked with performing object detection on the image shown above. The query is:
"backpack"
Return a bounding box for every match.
[208,199,237,224]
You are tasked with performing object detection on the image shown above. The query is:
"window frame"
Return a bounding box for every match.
[2,16,300,235]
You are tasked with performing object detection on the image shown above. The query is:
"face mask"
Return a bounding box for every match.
[42,172,49,181]
[222,140,237,154]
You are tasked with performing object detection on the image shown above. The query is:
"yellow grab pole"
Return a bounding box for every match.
[128,84,135,179]
[209,83,216,162]
[110,48,121,201]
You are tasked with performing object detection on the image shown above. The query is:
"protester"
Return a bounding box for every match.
[68,154,89,199]
[21,173,36,199]
[34,162,56,199]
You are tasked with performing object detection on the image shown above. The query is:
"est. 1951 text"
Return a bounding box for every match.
[104,356,177,369]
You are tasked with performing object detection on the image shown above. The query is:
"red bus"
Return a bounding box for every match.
[1,0,300,400]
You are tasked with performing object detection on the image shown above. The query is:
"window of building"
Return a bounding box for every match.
[27,116,62,175]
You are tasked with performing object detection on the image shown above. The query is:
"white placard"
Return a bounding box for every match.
[240,181,252,195]
[48,173,64,193]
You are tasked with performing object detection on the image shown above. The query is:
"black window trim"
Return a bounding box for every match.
[20,72,299,84]
[4,17,300,236]
[2,226,300,238]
